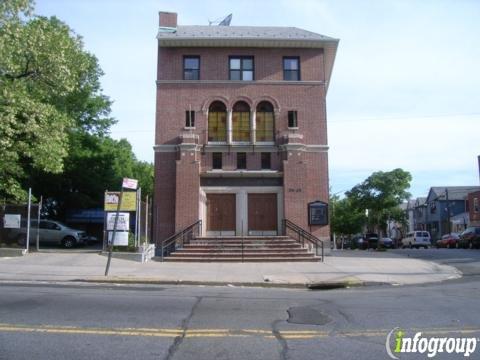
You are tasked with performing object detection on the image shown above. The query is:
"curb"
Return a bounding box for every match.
[0,278,381,290]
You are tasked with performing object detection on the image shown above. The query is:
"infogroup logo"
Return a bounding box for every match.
[385,327,478,359]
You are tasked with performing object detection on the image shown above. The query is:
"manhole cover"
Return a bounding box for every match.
[287,306,332,325]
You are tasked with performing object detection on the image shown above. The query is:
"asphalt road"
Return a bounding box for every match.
[1,249,479,360]
[391,248,480,282]
[335,247,480,282]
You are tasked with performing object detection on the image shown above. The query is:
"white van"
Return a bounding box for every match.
[402,231,431,249]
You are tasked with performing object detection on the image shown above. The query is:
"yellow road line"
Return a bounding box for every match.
[0,323,478,340]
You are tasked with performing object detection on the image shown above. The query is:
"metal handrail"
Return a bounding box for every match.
[160,220,202,261]
[283,219,324,261]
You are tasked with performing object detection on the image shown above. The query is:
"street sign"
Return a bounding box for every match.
[107,231,129,246]
[308,201,328,226]
[122,178,138,190]
[3,214,21,228]
[104,191,137,211]
[106,212,130,231]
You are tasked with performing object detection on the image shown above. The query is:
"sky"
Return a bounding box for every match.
[34,0,480,198]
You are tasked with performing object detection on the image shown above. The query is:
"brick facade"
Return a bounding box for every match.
[468,191,480,226]
[153,12,338,250]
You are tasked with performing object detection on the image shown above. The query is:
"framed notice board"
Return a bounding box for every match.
[308,201,328,226]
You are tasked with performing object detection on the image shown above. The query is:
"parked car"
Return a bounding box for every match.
[365,233,379,249]
[402,231,431,249]
[351,235,367,250]
[379,237,394,249]
[9,220,88,248]
[458,227,480,249]
[436,233,460,248]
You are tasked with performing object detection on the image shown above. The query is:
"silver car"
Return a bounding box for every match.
[10,220,87,248]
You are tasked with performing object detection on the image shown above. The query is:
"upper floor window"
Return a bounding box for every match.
[212,153,222,169]
[232,101,251,142]
[474,198,479,213]
[288,111,298,128]
[261,152,271,170]
[183,56,200,80]
[237,152,247,169]
[283,57,300,81]
[229,56,254,81]
[185,110,195,128]
[208,101,227,142]
[256,101,274,142]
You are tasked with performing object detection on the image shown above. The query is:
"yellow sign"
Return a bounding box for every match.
[104,191,137,211]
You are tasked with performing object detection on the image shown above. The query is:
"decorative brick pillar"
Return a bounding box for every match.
[283,147,309,229]
[282,132,331,255]
[154,151,176,244]
[175,132,200,232]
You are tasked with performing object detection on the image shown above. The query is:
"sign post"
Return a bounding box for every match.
[26,188,32,252]
[104,178,138,276]
[37,196,42,252]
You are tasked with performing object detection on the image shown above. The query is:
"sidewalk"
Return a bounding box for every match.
[0,251,461,288]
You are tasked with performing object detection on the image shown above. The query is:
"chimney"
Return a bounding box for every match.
[159,11,177,28]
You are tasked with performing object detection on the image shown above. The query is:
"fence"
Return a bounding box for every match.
[0,190,41,251]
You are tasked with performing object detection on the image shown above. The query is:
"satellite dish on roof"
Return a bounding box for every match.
[219,14,232,26]
[208,13,232,26]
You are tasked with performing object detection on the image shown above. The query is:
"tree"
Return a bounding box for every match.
[0,0,114,202]
[1,0,154,216]
[346,168,412,234]
[330,196,366,236]
[0,0,32,24]
[133,160,154,200]
[30,135,154,219]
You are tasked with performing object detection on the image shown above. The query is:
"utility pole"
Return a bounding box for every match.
[445,188,451,235]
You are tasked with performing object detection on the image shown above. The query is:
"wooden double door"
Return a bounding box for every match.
[206,194,236,233]
[248,193,277,233]
[206,193,278,234]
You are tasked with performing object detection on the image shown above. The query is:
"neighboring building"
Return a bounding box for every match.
[413,197,427,231]
[153,12,338,252]
[467,190,480,226]
[405,199,416,233]
[467,157,480,226]
[450,212,469,234]
[424,186,480,240]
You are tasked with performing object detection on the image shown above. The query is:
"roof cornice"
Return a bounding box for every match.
[157,37,338,48]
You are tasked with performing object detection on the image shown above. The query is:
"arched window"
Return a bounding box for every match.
[256,101,274,142]
[208,101,227,142]
[232,101,251,142]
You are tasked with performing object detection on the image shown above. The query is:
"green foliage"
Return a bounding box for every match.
[330,195,366,236]
[0,0,32,25]
[346,168,411,233]
[31,134,154,218]
[0,1,114,202]
[0,0,153,210]
[133,160,154,200]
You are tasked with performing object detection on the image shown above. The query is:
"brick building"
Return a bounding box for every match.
[153,12,338,258]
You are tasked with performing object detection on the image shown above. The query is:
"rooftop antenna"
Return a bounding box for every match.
[208,13,232,26]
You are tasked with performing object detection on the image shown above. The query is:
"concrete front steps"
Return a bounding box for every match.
[164,236,321,262]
